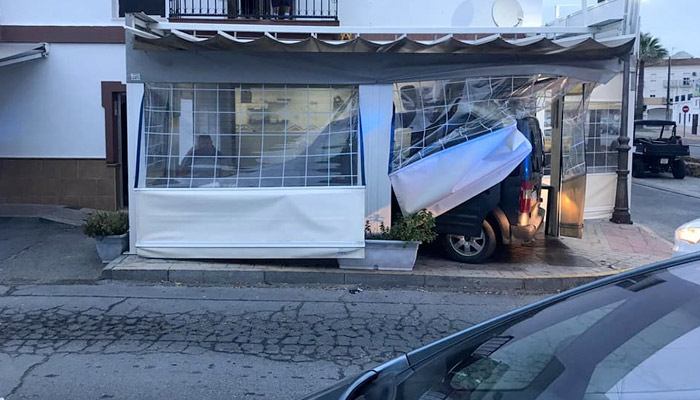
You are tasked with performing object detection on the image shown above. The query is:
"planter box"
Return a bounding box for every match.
[95,233,129,264]
[339,240,421,271]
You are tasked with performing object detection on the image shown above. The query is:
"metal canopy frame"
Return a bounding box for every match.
[0,42,49,68]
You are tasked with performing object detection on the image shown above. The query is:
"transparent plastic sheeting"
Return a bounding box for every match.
[390,75,578,216]
[390,124,531,216]
[141,83,360,189]
[562,86,593,182]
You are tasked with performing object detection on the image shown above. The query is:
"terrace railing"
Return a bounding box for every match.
[169,0,338,20]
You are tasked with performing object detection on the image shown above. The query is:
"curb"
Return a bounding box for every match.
[102,256,623,293]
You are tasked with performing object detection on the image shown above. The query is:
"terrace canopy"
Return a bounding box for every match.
[0,42,48,68]
[124,14,635,259]
[126,17,634,85]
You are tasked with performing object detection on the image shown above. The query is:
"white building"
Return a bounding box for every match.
[0,0,545,210]
[0,0,639,259]
[643,57,700,125]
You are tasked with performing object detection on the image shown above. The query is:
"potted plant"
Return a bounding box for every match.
[83,211,129,264]
[339,210,437,271]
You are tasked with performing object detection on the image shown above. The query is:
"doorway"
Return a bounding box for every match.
[102,81,128,210]
[115,92,129,208]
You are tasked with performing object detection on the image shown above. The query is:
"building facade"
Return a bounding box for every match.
[1,0,637,254]
[0,0,547,210]
[643,57,700,125]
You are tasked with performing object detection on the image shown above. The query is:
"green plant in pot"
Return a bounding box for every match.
[83,211,129,264]
[340,210,437,271]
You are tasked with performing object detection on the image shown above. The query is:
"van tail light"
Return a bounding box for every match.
[519,180,533,226]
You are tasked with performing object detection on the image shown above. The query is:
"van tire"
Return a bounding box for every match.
[442,220,497,264]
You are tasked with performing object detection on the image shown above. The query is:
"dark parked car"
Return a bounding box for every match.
[633,120,690,179]
[304,253,700,400]
[435,117,545,263]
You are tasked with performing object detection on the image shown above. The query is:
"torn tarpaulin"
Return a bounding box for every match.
[390,124,532,217]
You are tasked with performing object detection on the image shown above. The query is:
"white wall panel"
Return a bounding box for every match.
[0,0,119,25]
[591,74,623,103]
[0,43,126,158]
[583,173,616,220]
[133,187,366,259]
[339,0,542,28]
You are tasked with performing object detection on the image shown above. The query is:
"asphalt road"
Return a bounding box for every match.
[632,179,700,241]
[0,283,540,400]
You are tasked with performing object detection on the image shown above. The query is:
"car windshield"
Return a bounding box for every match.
[356,261,700,400]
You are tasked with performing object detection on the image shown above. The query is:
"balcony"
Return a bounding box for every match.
[168,0,338,21]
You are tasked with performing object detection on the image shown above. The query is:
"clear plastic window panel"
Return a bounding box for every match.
[391,75,576,172]
[585,103,621,174]
[141,84,360,188]
[541,92,616,176]
[562,87,592,181]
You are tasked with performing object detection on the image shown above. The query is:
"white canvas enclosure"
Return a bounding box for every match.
[133,187,365,259]
[124,14,635,259]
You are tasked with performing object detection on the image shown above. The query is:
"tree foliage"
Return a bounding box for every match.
[639,32,669,63]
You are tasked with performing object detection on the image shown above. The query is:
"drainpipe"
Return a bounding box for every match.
[611,55,633,225]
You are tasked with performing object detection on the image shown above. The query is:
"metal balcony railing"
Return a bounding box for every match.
[663,79,696,89]
[169,0,338,20]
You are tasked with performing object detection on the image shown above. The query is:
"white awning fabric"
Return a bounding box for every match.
[0,43,48,68]
[132,31,633,58]
[126,24,634,84]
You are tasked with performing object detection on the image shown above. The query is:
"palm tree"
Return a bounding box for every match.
[636,33,669,120]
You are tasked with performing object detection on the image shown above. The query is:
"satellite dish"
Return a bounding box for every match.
[492,0,524,27]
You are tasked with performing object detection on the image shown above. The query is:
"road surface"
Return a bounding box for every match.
[632,178,700,241]
[0,283,540,400]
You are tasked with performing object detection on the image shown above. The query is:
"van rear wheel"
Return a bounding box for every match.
[442,220,497,264]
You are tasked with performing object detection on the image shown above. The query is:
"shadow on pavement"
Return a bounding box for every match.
[0,217,103,284]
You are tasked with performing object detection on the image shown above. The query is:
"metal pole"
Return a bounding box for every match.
[684,112,687,136]
[611,56,633,225]
[666,53,672,120]
[546,96,564,237]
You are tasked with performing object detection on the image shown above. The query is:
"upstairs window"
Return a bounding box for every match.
[140,83,360,189]
[118,0,165,17]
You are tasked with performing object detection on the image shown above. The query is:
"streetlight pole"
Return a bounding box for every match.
[611,56,633,225]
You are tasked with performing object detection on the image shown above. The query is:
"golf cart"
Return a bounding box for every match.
[633,120,690,179]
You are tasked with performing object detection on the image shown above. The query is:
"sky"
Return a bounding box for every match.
[541,0,700,57]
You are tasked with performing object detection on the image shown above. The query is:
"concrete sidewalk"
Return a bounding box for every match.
[0,203,91,227]
[683,135,700,144]
[0,203,672,292]
[105,219,673,293]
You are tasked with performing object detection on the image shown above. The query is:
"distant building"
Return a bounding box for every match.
[643,57,700,122]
